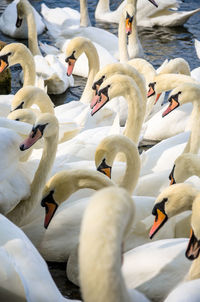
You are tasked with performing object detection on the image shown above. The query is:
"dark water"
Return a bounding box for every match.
[0,0,200,299]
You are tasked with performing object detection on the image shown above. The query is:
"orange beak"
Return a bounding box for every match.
[91,92,109,116]
[44,202,58,229]
[125,18,133,35]
[0,59,8,73]
[67,58,76,76]
[162,98,179,117]
[100,166,111,178]
[149,209,168,239]
[154,93,161,105]
[97,159,112,179]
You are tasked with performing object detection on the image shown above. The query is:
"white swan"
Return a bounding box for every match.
[79,186,150,302]
[16,0,74,94]
[0,214,79,301]
[91,62,146,125]
[0,0,45,38]
[142,73,198,142]
[79,186,191,302]
[11,86,83,143]
[6,113,59,226]
[95,0,200,27]
[164,279,200,302]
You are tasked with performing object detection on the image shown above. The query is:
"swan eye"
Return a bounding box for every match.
[92,75,105,91]
[65,50,76,63]
[152,198,168,216]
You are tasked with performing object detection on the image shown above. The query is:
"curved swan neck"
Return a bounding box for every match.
[13,86,55,114]
[80,0,91,27]
[79,187,134,302]
[159,58,191,76]
[7,128,58,226]
[115,139,141,194]
[80,42,100,104]
[21,0,41,56]
[75,170,115,191]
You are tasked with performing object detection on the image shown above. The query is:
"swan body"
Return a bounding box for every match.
[164,279,200,302]
[16,0,74,94]
[0,214,78,302]
[0,0,45,38]
[95,0,200,27]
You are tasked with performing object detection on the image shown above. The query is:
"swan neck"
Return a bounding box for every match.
[123,85,145,145]
[25,8,41,56]
[80,0,91,27]
[32,91,54,114]
[80,43,100,104]
[77,173,114,192]
[95,0,110,14]
[183,103,200,154]
[118,15,129,63]
[7,132,58,225]
[79,190,133,302]
[20,51,36,86]
[186,256,200,281]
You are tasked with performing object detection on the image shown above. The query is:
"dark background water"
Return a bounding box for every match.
[0,0,200,299]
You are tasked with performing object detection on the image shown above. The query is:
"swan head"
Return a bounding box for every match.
[186,195,200,260]
[169,154,199,185]
[149,183,198,239]
[163,82,200,117]
[91,74,131,116]
[41,170,77,228]
[16,0,30,28]
[19,113,58,151]
[7,108,36,124]
[0,43,32,72]
[65,37,90,76]
[122,4,136,36]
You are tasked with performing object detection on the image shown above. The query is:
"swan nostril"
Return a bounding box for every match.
[20,144,25,151]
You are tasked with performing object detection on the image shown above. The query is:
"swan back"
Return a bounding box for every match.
[159,58,191,76]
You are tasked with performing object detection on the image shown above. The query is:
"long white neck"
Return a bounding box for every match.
[80,0,91,27]
[186,256,200,281]
[79,187,134,302]
[122,80,145,145]
[7,130,58,226]
[23,2,41,56]
[95,0,110,14]
[80,42,100,104]
[183,102,200,154]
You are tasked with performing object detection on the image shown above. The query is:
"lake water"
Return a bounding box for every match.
[0,0,200,300]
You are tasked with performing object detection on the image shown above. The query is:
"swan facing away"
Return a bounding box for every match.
[79,186,150,302]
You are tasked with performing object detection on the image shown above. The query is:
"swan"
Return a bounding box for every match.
[164,279,200,302]
[0,42,36,87]
[149,183,198,240]
[95,0,200,27]
[91,62,146,125]
[142,73,198,142]
[41,0,90,36]
[79,186,191,302]
[53,73,144,162]
[118,0,145,62]
[79,186,150,302]
[0,0,45,38]
[162,82,200,154]
[169,153,200,187]
[5,113,59,226]
[0,214,80,301]
[11,86,83,142]
[16,0,74,94]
